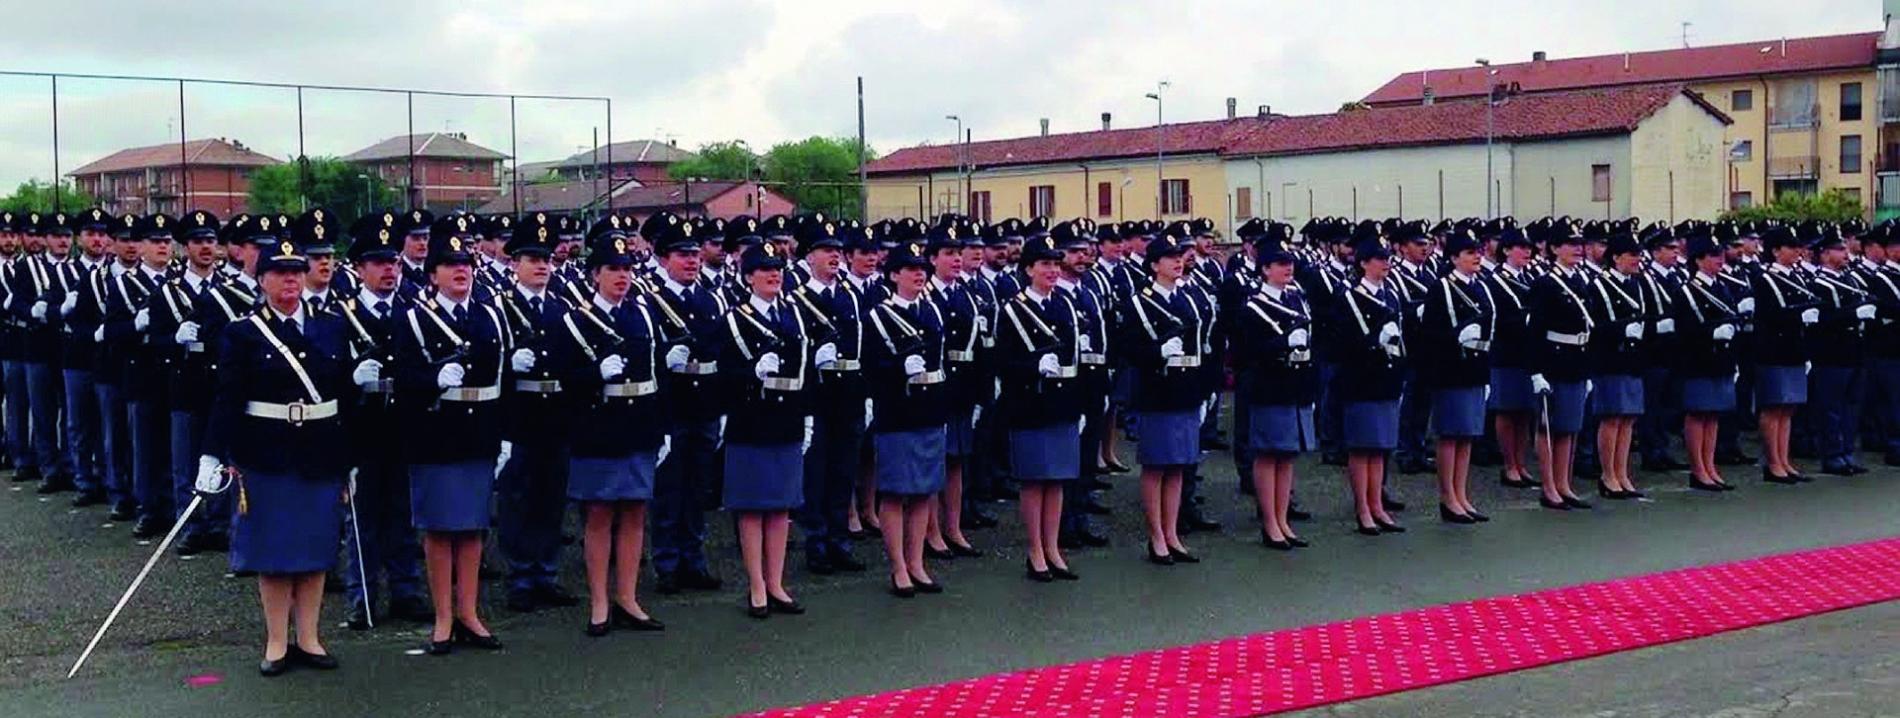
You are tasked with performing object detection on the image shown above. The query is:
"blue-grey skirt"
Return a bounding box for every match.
[1590,374,1645,417]
[1544,380,1590,434]
[1010,424,1080,481]
[875,428,946,496]
[1247,404,1315,455]
[410,460,496,532]
[568,452,658,503]
[1343,400,1400,450]
[1488,367,1536,412]
[231,469,344,575]
[1680,376,1737,414]
[1433,387,1488,438]
[1136,409,1201,466]
[1755,365,1807,407]
[722,442,804,511]
[945,406,977,457]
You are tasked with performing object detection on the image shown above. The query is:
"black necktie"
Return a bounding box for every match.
[765,304,779,325]
[452,304,468,324]
[372,300,389,319]
[529,296,543,315]
[282,316,302,337]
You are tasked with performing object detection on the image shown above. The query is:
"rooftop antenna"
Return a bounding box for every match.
[1680,21,1693,48]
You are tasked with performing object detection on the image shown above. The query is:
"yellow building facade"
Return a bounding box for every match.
[866,154,1231,234]
[1693,69,1879,210]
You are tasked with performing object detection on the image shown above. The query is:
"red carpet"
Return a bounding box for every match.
[744,537,1900,718]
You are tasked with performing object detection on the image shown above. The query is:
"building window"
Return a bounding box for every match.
[970,190,993,223]
[1235,187,1253,220]
[1771,78,1819,127]
[1842,135,1863,173]
[1028,185,1054,218]
[1842,82,1863,122]
[1097,182,1113,217]
[1162,179,1191,214]
[1731,89,1753,112]
[1591,164,1612,202]
[1772,178,1819,197]
[1730,140,1753,162]
[1730,191,1753,209]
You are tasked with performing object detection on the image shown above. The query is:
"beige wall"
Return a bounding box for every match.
[1693,69,1877,211]
[866,154,1231,233]
[1627,93,1729,221]
[1224,143,1502,225]
[1509,135,1632,220]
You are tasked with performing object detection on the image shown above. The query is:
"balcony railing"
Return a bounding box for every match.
[1767,104,1821,130]
[1767,155,1821,179]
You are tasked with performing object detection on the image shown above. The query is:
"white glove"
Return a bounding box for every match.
[754,352,781,380]
[437,362,466,389]
[1288,328,1310,348]
[1738,297,1756,315]
[1584,380,1594,396]
[599,354,627,380]
[1655,318,1675,334]
[133,307,150,331]
[347,468,358,500]
[496,441,512,478]
[1484,385,1492,403]
[92,325,104,343]
[716,416,728,448]
[1037,353,1061,377]
[193,455,228,494]
[813,342,838,369]
[1458,324,1483,347]
[30,301,47,321]
[1160,336,1185,358]
[352,358,383,386]
[1712,324,1737,341]
[975,315,989,334]
[1378,322,1402,346]
[656,435,672,467]
[1078,334,1093,352]
[801,416,814,455]
[902,355,926,376]
[59,292,77,317]
[993,378,1002,401]
[1624,322,1644,340]
[174,320,200,344]
[1801,308,1820,325]
[1531,373,1553,395]
[1077,416,1086,436]
[510,348,536,373]
[1415,304,1427,320]
[1804,361,1813,375]
[1197,400,1209,425]
[1857,304,1878,320]
[971,404,982,427]
[664,344,691,371]
[864,398,874,429]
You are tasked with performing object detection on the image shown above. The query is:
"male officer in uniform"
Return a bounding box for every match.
[106,213,178,539]
[0,212,25,480]
[791,219,871,574]
[649,219,727,594]
[62,208,113,506]
[396,208,433,290]
[13,213,74,495]
[163,210,236,556]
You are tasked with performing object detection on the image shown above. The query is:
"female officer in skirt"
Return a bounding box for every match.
[1527,227,1596,510]
[555,222,671,635]
[1676,235,1744,491]
[1585,233,1654,499]
[864,238,951,597]
[1336,238,1408,535]
[997,232,1084,580]
[1486,229,1540,489]
[1121,228,1214,563]
[925,228,984,559]
[197,230,352,676]
[1233,237,1315,549]
[1750,226,1821,484]
[720,239,825,618]
[1419,230,1496,523]
[392,214,511,654]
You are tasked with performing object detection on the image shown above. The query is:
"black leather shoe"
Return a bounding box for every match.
[1355,521,1382,536]
[1597,483,1631,500]
[346,606,372,631]
[34,478,73,495]
[1373,518,1406,533]
[1381,496,1407,512]
[1104,458,1132,474]
[1821,462,1856,477]
[451,622,502,650]
[1287,505,1312,522]
[584,621,611,638]
[1050,565,1080,581]
[532,584,581,608]
[1467,509,1490,523]
[924,545,956,560]
[1623,488,1647,499]
[611,604,664,631]
[746,600,771,619]
[1261,533,1294,550]
[505,591,537,613]
[1791,471,1815,483]
[831,554,868,572]
[1499,471,1537,489]
[1144,545,1175,566]
[1540,496,1572,511]
[70,490,106,508]
[289,645,338,670]
[1025,559,1056,582]
[679,570,723,591]
[949,541,984,558]
[1439,505,1477,524]
[422,638,453,656]
[1763,468,1801,485]
[1288,535,1311,547]
[108,501,137,523]
[910,576,944,594]
[259,657,290,676]
[889,578,917,598]
[1168,548,1201,563]
[767,595,807,614]
[174,533,208,558]
[1561,495,1593,510]
[131,517,171,540]
[1689,478,1727,492]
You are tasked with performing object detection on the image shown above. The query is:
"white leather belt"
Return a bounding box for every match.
[1545,331,1589,346]
[182,341,206,353]
[440,385,502,402]
[1464,340,1492,352]
[946,349,975,363]
[1045,365,1078,379]
[244,399,339,425]
[603,380,658,398]
[1288,349,1312,363]
[826,358,862,371]
[762,377,805,392]
[1079,352,1106,365]
[513,379,563,394]
[908,370,946,385]
[360,379,394,394]
[1165,355,1203,368]
[672,360,718,375]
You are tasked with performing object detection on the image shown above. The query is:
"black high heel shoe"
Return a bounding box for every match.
[1355,521,1382,536]
[1373,518,1405,533]
[924,545,956,560]
[1539,496,1572,511]
[889,577,917,598]
[1597,482,1630,500]
[452,621,503,650]
[1439,504,1477,524]
[611,604,665,631]
[1144,545,1175,566]
[1500,471,1537,489]
[422,631,454,656]
[1763,467,1800,485]
[1167,547,1201,563]
[1026,559,1055,582]
[949,541,985,558]
[288,645,338,670]
[767,595,807,614]
[1287,535,1311,547]
[1560,495,1593,510]
[1049,564,1080,581]
[1261,529,1294,550]
[909,576,944,594]
[745,598,771,619]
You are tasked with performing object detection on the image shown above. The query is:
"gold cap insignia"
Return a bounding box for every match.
[313,210,324,223]
[279,241,294,256]
[536,227,547,241]
[383,213,395,227]
[449,236,463,252]
[259,217,273,231]
[154,215,165,227]
[456,217,469,233]
[378,229,390,242]
[535,212,546,224]
[946,227,958,240]
[911,242,924,255]
[614,238,626,254]
[682,223,694,237]
[314,225,326,240]
[763,243,777,257]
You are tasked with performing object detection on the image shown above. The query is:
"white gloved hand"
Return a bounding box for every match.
[496,441,512,478]
[975,315,989,334]
[1037,353,1061,377]
[510,348,536,373]
[864,398,874,429]
[1378,321,1402,346]
[1197,399,1209,425]
[1531,373,1553,395]
[1416,304,1427,320]
[993,378,1002,401]
[754,352,781,380]
[133,307,150,331]
[347,468,358,500]
[352,358,383,386]
[92,325,104,343]
[1804,361,1813,375]
[30,301,47,321]
[664,344,691,371]
[1801,308,1821,325]
[716,416,728,448]
[1077,416,1086,436]
[1585,380,1594,396]
[902,355,926,376]
[1738,297,1756,315]
[971,404,982,427]
[1655,318,1675,334]
[1458,324,1484,346]
[1160,336,1185,358]
[1484,385,1492,403]
[1712,324,1737,341]
[801,416,814,455]
[1624,322,1645,340]
[193,455,228,494]
[599,354,627,380]
[1078,334,1093,352]
[1288,328,1310,348]
[174,320,200,344]
[813,342,838,369]
[1858,304,1878,320]
[437,362,465,389]
[59,292,77,317]
[656,434,673,467]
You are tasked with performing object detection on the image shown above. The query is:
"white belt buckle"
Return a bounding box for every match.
[285,400,308,427]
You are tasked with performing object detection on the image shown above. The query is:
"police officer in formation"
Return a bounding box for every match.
[20,201,1900,679]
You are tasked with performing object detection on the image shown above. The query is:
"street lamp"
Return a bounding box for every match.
[1476,58,1497,218]
[358,173,372,216]
[1146,81,1170,220]
[945,115,963,215]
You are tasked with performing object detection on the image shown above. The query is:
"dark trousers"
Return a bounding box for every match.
[1396,368,1431,464]
[1810,365,1864,463]
[653,416,719,577]
[168,409,226,538]
[1231,375,1256,495]
[497,438,571,594]
[797,403,863,562]
[1867,358,1900,454]
[1064,392,1109,535]
[128,399,171,522]
[62,369,100,492]
[342,457,424,611]
[3,360,28,472]
[94,380,129,505]
[1315,361,1343,456]
[23,361,66,478]
[1636,367,1678,461]
[1718,364,1756,454]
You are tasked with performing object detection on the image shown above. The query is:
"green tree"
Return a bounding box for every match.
[761,136,878,220]
[0,179,95,214]
[667,141,759,182]
[1721,188,1865,223]
[248,157,399,225]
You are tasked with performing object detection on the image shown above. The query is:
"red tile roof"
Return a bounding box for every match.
[476,179,761,215]
[866,119,1249,175]
[1362,32,1878,106]
[67,138,281,176]
[343,132,508,163]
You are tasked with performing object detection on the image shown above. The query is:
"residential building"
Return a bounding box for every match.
[531,139,698,184]
[67,138,280,216]
[342,132,508,214]
[474,179,794,223]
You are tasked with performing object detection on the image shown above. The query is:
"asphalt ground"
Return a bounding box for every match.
[2,410,1898,717]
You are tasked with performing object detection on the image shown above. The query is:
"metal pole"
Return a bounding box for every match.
[50,75,60,212]
[1156,91,1165,219]
[591,126,600,213]
[605,99,614,213]
[178,80,189,213]
[857,76,867,220]
[510,95,520,216]
[297,86,307,211]
[406,92,416,212]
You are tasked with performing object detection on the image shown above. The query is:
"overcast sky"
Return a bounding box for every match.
[0,0,1875,190]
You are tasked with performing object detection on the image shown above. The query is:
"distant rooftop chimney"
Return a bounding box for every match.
[1623,52,1631,71]
[1532,50,1548,67]
[1422,87,1435,106]
[1257,104,1271,120]
[1039,118,1050,137]
[1226,97,1237,120]
[1101,112,1112,131]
